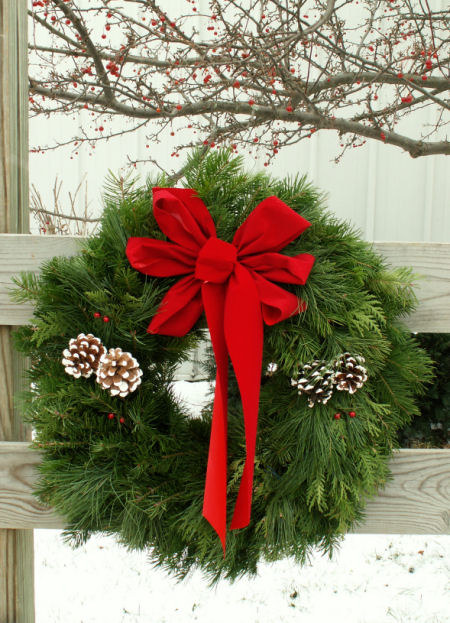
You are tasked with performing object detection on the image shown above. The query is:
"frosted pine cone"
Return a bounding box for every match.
[266,362,278,376]
[96,347,143,398]
[334,353,368,394]
[291,360,335,407]
[62,333,105,379]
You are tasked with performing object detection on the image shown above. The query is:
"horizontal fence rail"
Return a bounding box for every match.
[1,235,450,331]
[0,233,449,535]
[0,443,448,533]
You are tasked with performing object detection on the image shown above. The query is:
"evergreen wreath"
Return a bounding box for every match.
[12,150,432,582]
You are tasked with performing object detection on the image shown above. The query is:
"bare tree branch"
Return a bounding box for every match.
[28,0,450,159]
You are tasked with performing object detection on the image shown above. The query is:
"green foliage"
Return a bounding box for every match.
[399,333,450,447]
[13,149,433,582]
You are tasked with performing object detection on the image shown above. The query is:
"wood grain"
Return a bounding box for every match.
[0,1,35,620]
[0,442,62,529]
[0,530,34,623]
[0,443,448,534]
[0,234,80,325]
[374,241,450,333]
[1,236,450,332]
[353,449,450,534]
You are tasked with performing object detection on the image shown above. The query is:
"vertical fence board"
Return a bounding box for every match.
[0,1,34,621]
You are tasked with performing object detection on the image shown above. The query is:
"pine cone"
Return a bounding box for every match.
[291,360,335,407]
[96,347,143,398]
[62,333,105,379]
[334,353,368,394]
[265,362,278,376]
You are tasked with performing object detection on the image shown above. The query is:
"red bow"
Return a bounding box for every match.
[126,188,315,552]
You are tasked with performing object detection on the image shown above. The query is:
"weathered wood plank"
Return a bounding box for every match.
[1,235,449,331]
[353,449,450,534]
[0,530,35,623]
[0,6,29,235]
[374,242,450,334]
[0,443,449,534]
[0,442,61,529]
[0,234,80,325]
[0,0,35,619]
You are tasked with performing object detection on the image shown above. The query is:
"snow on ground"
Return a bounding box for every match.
[35,532,450,623]
[34,382,450,623]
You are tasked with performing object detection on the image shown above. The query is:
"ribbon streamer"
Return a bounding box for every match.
[126,188,315,552]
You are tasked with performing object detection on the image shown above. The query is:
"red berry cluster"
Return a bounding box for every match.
[106,61,120,77]
[107,413,125,424]
[93,311,110,323]
[334,411,357,420]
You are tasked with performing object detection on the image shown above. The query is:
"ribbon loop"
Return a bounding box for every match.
[126,188,315,553]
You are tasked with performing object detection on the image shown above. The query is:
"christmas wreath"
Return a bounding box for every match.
[13,150,432,581]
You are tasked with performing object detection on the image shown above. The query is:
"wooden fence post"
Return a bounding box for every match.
[0,1,35,622]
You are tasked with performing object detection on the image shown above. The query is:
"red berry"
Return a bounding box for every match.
[93,312,101,318]
[334,413,341,420]
[248,99,255,106]
[425,59,432,69]
[286,105,293,112]
[380,132,386,142]
[119,417,125,424]
[233,81,240,88]
[176,104,182,110]
[397,72,403,78]
[103,315,110,323]
[108,413,115,420]
[105,24,111,31]
[349,411,356,418]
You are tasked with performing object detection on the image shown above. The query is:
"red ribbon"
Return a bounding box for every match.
[126,188,315,552]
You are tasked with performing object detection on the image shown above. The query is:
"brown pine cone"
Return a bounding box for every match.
[291,360,335,407]
[62,333,105,379]
[96,347,143,398]
[334,353,368,394]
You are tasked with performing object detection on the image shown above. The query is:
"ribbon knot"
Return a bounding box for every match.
[126,187,315,553]
[195,237,237,283]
